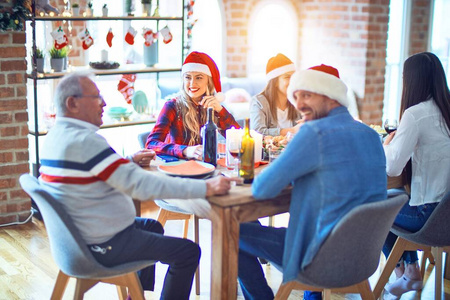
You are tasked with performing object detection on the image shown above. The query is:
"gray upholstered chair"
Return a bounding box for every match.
[137,131,150,149]
[19,174,155,300]
[275,194,409,300]
[137,131,201,295]
[374,191,450,300]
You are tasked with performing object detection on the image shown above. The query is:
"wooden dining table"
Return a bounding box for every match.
[136,161,404,300]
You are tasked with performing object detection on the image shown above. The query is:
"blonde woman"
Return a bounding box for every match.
[250,53,302,136]
[146,51,240,159]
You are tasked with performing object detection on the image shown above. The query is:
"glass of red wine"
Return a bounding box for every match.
[384,119,398,134]
[226,139,240,176]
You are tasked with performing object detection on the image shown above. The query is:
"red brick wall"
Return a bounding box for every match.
[409,0,431,56]
[0,32,31,225]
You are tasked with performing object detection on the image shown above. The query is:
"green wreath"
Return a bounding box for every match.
[0,0,30,32]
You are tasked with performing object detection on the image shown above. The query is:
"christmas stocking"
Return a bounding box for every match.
[51,27,68,49]
[142,28,157,46]
[78,28,94,50]
[159,26,172,44]
[125,26,137,45]
[117,74,137,104]
[106,28,114,48]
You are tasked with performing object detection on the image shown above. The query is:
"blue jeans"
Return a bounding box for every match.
[383,190,438,264]
[89,217,200,300]
[238,222,321,300]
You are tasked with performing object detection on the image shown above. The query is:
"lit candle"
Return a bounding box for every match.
[250,130,263,164]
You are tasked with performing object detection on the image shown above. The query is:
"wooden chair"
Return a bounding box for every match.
[138,131,201,295]
[275,195,408,300]
[20,174,155,300]
[374,191,450,300]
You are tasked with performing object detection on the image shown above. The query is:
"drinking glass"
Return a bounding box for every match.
[384,119,398,134]
[226,138,240,176]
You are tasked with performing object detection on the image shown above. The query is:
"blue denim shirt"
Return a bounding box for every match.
[252,106,387,282]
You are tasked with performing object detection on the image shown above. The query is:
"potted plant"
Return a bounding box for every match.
[141,0,152,16]
[34,48,45,73]
[85,2,93,16]
[72,3,80,16]
[102,4,108,17]
[125,0,135,16]
[49,46,68,72]
[86,2,93,16]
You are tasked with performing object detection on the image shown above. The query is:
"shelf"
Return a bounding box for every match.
[27,64,181,79]
[29,117,157,136]
[30,16,183,21]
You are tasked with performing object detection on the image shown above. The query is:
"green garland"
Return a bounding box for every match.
[0,0,30,32]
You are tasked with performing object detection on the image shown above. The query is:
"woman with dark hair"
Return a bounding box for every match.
[382,52,450,298]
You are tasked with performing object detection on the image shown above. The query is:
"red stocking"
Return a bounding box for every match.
[159,26,172,44]
[125,27,137,45]
[117,74,137,104]
[106,28,114,48]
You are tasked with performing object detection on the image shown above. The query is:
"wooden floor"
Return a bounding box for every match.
[0,201,449,300]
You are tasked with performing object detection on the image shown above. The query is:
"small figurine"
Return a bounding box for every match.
[35,0,60,15]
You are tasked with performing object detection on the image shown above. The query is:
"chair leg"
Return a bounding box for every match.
[420,250,432,280]
[51,270,70,300]
[182,218,189,239]
[274,282,295,300]
[323,289,331,300]
[117,286,127,300]
[356,280,375,300]
[74,278,99,300]
[374,237,409,299]
[431,247,443,300]
[156,208,169,227]
[193,215,200,295]
[123,272,145,300]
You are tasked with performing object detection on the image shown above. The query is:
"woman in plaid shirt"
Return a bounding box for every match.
[146,52,240,159]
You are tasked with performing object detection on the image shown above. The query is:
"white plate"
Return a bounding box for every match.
[158,160,215,177]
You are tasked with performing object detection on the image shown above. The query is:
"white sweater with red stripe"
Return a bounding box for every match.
[39,117,207,244]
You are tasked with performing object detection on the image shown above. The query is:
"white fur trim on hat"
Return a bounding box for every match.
[182,63,212,76]
[287,69,349,107]
[266,63,296,81]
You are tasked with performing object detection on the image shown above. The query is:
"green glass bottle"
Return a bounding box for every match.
[239,118,254,183]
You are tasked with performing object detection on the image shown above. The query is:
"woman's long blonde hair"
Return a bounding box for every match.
[260,77,298,124]
[176,76,217,145]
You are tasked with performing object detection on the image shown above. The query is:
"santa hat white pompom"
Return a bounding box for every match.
[215,92,225,103]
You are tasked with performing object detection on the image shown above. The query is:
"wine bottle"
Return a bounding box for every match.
[239,118,254,183]
[201,107,218,166]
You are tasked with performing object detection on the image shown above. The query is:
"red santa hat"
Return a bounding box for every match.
[266,53,296,81]
[287,64,349,107]
[182,51,222,93]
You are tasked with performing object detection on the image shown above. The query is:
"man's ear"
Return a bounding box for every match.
[65,96,79,113]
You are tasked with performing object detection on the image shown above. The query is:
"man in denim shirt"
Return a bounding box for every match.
[237,65,387,300]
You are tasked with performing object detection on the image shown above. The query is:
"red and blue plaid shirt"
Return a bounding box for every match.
[146,98,241,158]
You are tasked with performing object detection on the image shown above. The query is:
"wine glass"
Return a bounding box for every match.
[384,119,398,134]
[226,138,240,176]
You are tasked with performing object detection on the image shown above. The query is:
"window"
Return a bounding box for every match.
[430,0,450,83]
[247,0,298,76]
[189,0,224,70]
[383,0,411,121]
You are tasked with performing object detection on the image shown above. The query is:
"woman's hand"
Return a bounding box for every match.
[132,149,156,167]
[199,95,223,113]
[384,131,396,145]
[183,145,203,160]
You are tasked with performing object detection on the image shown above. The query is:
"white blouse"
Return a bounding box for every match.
[384,99,450,206]
[277,108,292,129]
